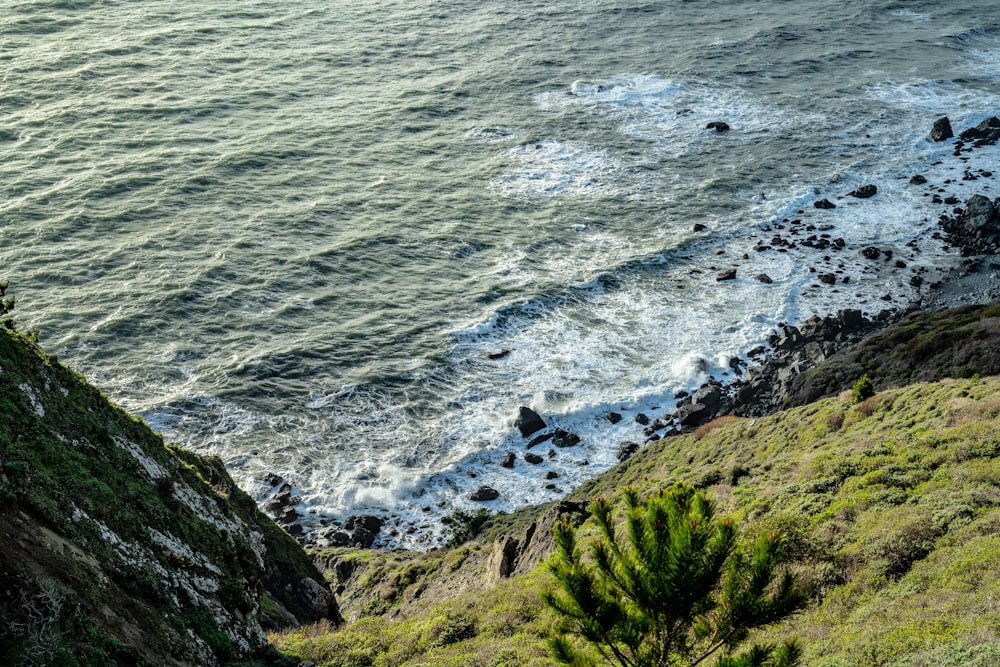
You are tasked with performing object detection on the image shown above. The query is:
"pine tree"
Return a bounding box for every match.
[543,483,805,667]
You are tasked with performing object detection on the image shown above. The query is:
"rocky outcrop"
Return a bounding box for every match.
[930,116,953,142]
[655,309,884,428]
[0,327,339,666]
[487,500,589,581]
[958,116,1000,146]
[848,184,878,199]
[470,486,500,502]
[939,194,1000,256]
[514,407,546,437]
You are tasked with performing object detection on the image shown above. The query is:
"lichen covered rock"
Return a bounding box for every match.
[0,327,339,665]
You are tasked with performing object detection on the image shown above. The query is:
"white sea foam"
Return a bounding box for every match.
[491,140,623,198]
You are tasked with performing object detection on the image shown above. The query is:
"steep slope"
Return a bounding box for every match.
[0,326,339,666]
[278,375,1000,667]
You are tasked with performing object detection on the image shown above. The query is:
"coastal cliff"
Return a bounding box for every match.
[276,302,1000,667]
[0,324,339,666]
[5,297,1000,666]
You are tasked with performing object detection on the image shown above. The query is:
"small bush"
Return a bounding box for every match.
[728,464,751,486]
[443,509,492,547]
[827,410,845,431]
[852,374,875,405]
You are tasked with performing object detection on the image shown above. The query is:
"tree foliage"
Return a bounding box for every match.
[851,373,875,405]
[544,483,805,667]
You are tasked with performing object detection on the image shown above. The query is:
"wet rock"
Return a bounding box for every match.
[910,275,924,287]
[514,406,546,437]
[634,413,650,426]
[693,223,707,232]
[755,273,773,284]
[716,268,737,281]
[524,452,544,464]
[931,116,954,142]
[552,428,582,448]
[470,486,500,502]
[500,452,516,469]
[959,117,1000,146]
[343,515,384,548]
[813,198,836,209]
[849,184,878,199]
[545,471,559,480]
[960,194,999,232]
[819,273,836,285]
[862,246,881,260]
[606,411,623,424]
[706,121,730,132]
[527,431,555,449]
[617,441,640,462]
[675,402,710,427]
[263,472,283,488]
[909,174,928,185]
[488,349,511,360]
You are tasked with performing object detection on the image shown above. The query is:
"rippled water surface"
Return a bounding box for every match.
[4,0,1000,546]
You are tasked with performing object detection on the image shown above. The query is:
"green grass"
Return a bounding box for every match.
[279,375,1000,666]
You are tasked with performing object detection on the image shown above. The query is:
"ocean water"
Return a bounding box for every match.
[3,0,1000,547]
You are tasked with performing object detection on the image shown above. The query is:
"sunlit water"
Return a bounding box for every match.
[3,0,1000,547]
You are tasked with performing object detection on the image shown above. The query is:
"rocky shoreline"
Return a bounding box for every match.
[265,115,1000,551]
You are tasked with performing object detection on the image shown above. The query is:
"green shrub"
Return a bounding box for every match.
[545,483,806,667]
[852,374,876,405]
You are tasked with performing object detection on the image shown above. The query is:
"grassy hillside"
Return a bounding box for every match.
[0,325,337,666]
[275,375,1000,666]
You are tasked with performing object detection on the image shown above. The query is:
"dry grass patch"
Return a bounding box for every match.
[693,415,740,440]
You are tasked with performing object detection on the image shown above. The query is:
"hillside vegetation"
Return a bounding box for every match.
[0,325,339,666]
[276,375,1000,666]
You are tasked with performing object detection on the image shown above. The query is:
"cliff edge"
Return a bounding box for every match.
[0,325,339,666]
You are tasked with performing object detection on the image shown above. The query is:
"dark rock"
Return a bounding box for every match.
[944,196,960,205]
[909,174,928,185]
[849,184,878,199]
[617,441,640,462]
[706,121,730,132]
[551,428,581,448]
[527,431,555,449]
[675,402,709,427]
[514,406,546,437]
[634,413,650,426]
[263,472,283,488]
[500,452,516,469]
[931,116,954,142]
[813,198,836,209]
[324,530,352,547]
[716,268,737,281]
[693,223,707,232]
[674,390,689,399]
[545,471,559,480]
[895,260,907,268]
[862,246,881,260]
[470,486,500,502]
[959,117,1000,145]
[960,194,999,232]
[819,273,836,285]
[910,275,924,287]
[524,453,543,465]
[343,515,384,548]
[488,349,511,360]
[755,273,773,284]
[606,411,623,424]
